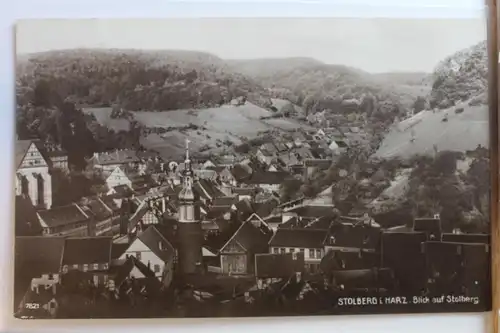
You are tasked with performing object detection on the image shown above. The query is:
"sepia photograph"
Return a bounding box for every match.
[13,18,492,319]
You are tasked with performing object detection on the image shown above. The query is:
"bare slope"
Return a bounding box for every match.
[374,102,488,159]
[84,102,311,158]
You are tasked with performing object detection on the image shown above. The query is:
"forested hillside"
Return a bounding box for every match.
[429,40,488,108]
[16,49,271,112]
[230,57,429,118]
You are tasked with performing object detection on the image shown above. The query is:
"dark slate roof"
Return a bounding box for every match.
[100,195,122,212]
[111,243,129,260]
[304,159,332,168]
[231,164,252,181]
[205,205,232,220]
[287,205,337,218]
[137,225,176,262]
[263,215,282,224]
[269,228,328,249]
[37,204,89,228]
[62,237,113,266]
[325,223,381,249]
[91,149,140,166]
[441,233,490,244]
[232,187,256,196]
[221,220,273,254]
[304,216,335,230]
[80,197,112,221]
[255,252,305,279]
[212,196,237,207]
[200,179,225,197]
[413,218,441,234]
[15,236,65,277]
[128,204,150,230]
[112,184,135,197]
[16,140,32,168]
[112,256,159,289]
[252,200,279,218]
[245,171,290,185]
[15,195,43,236]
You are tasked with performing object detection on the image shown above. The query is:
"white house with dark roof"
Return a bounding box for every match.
[269,228,328,273]
[119,225,176,287]
[15,140,53,209]
[88,149,141,174]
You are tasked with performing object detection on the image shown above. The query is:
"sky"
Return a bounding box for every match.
[15,18,486,73]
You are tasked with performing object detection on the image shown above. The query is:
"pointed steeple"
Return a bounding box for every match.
[184,138,192,176]
[179,138,195,202]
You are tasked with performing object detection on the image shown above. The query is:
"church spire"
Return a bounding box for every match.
[179,138,195,202]
[184,138,192,175]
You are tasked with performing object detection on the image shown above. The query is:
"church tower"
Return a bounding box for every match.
[177,139,204,275]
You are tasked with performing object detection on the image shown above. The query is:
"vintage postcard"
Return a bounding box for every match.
[13,18,491,319]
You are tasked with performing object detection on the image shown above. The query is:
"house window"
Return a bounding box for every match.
[93,264,99,270]
[300,249,305,254]
[273,248,279,254]
[154,264,160,273]
[316,249,321,259]
[73,264,79,269]
[289,248,295,253]
[103,263,109,270]
[48,274,53,280]
[309,249,314,258]
[83,264,89,272]
[135,252,142,260]
[280,248,286,254]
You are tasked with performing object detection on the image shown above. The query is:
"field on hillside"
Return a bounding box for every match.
[84,102,311,158]
[374,102,489,160]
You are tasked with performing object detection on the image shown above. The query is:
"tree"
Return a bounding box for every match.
[33,79,52,107]
[280,102,295,118]
[412,96,427,114]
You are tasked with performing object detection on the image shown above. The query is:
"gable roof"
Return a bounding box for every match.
[255,252,305,279]
[220,220,273,254]
[413,218,442,235]
[230,164,253,181]
[16,140,52,169]
[80,197,113,221]
[304,159,332,168]
[325,223,381,249]
[111,243,129,260]
[111,184,135,197]
[90,149,140,166]
[37,204,89,228]
[62,237,113,266]
[16,140,32,168]
[270,228,328,249]
[245,171,290,185]
[441,233,490,244]
[137,225,176,262]
[111,256,160,289]
[15,236,66,277]
[287,205,336,219]
[212,196,237,207]
[100,195,122,213]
